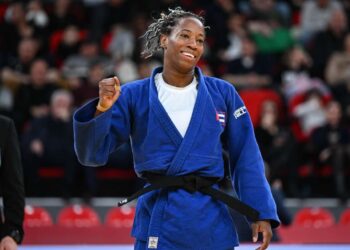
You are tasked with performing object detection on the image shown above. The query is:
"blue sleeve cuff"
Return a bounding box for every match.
[74,98,113,131]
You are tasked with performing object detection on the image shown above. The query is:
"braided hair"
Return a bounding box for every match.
[141,7,207,59]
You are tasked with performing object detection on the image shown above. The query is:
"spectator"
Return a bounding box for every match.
[105,0,133,28]
[218,13,248,62]
[223,36,272,89]
[239,0,292,26]
[205,0,236,53]
[54,25,82,66]
[341,0,350,28]
[310,101,350,200]
[325,32,350,122]
[113,58,139,84]
[299,0,343,44]
[280,46,329,102]
[309,9,348,79]
[48,0,85,32]
[292,89,328,137]
[255,100,299,196]
[204,0,236,74]
[70,61,105,107]
[130,12,152,62]
[83,0,108,42]
[26,0,49,32]
[0,2,33,58]
[265,162,293,241]
[62,40,112,79]
[13,59,58,132]
[22,89,96,199]
[246,0,294,54]
[107,24,135,61]
[1,38,39,87]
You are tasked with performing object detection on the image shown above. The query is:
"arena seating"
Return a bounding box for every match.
[339,208,350,226]
[239,89,284,127]
[57,204,101,227]
[24,205,54,227]
[294,207,335,228]
[22,202,350,245]
[105,206,135,228]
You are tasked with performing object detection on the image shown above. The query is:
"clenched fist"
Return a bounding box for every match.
[96,76,121,112]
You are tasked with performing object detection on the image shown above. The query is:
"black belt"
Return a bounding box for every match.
[118,174,260,222]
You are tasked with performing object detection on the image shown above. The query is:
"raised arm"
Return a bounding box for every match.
[73,76,131,167]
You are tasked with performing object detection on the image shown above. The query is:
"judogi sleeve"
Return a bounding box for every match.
[225,87,280,228]
[73,87,132,167]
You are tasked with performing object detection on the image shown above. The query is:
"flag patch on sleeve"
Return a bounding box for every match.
[234,106,247,119]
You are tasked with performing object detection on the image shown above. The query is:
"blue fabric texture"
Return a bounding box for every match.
[73,67,280,250]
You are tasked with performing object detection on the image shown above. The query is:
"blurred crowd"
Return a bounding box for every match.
[0,0,350,201]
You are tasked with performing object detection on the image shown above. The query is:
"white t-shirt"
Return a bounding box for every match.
[155,73,198,137]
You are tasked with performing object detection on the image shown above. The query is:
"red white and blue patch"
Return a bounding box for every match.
[216,111,226,126]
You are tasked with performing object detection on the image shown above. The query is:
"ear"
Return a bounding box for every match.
[160,34,168,49]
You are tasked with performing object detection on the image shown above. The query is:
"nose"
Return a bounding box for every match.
[187,38,198,50]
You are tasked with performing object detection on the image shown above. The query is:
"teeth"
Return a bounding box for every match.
[182,52,194,58]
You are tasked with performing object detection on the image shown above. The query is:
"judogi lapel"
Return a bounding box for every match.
[147,67,212,241]
[149,67,209,176]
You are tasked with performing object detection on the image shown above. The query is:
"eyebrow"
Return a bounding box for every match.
[180,29,205,37]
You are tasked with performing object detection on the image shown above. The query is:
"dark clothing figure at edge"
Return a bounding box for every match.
[0,115,25,249]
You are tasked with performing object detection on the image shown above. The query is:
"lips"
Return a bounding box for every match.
[181,51,196,59]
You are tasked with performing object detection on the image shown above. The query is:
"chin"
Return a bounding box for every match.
[177,60,197,72]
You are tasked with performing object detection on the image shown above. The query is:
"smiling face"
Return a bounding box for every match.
[161,17,205,74]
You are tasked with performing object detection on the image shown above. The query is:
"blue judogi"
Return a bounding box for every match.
[73,67,280,250]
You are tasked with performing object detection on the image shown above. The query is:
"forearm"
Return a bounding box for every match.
[73,98,130,166]
[74,104,113,166]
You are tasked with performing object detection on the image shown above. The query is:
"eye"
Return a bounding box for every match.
[180,33,190,39]
[197,39,204,45]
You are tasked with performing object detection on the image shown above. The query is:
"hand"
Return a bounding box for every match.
[54,107,70,122]
[0,236,18,250]
[97,76,121,112]
[30,139,44,156]
[319,148,331,162]
[252,220,272,250]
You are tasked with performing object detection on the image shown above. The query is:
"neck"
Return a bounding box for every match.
[162,67,195,87]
